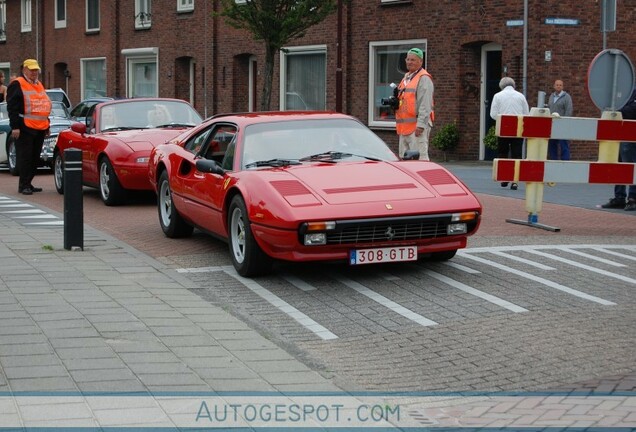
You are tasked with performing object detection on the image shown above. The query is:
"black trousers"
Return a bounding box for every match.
[16,129,45,191]
[497,137,523,159]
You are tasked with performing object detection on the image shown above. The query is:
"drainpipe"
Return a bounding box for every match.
[335,0,343,112]
[522,0,528,97]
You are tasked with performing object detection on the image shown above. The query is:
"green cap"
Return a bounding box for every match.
[408,48,423,59]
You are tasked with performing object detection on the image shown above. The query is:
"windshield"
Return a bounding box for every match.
[98,100,202,132]
[241,118,397,169]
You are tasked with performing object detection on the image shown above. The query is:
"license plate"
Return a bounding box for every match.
[349,246,418,265]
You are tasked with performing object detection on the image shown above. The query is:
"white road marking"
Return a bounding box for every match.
[1,208,42,213]
[526,250,636,284]
[0,201,33,208]
[458,252,616,305]
[595,247,636,261]
[424,270,528,313]
[442,261,482,274]
[281,273,316,291]
[177,266,224,273]
[557,247,626,267]
[14,214,58,219]
[24,221,64,226]
[223,266,338,340]
[333,274,438,327]
[488,251,555,270]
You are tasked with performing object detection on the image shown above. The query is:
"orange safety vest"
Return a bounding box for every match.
[16,77,51,131]
[395,68,434,136]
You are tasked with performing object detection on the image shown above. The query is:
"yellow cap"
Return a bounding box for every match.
[22,59,41,70]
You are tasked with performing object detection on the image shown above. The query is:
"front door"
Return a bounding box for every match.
[481,43,502,161]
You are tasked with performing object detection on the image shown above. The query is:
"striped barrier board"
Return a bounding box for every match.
[497,114,636,142]
[493,159,636,185]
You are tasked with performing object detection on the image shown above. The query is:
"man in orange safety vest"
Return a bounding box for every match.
[395,47,434,160]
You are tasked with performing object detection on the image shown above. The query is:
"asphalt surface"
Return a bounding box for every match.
[0,162,634,429]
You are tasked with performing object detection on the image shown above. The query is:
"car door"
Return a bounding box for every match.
[180,123,237,234]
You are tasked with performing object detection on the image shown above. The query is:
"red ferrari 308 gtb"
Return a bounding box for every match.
[148,112,482,277]
[54,98,202,205]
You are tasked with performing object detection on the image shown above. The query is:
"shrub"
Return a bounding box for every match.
[484,125,498,150]
[431,122,460,153]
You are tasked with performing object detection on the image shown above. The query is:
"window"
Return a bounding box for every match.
[0,0,6,41]
[122,47,159,98]
[21,0,31,32]
[86,0,99,32]
[81,58,107,100]
[55,0,66,28]
[177,0,194,12]
[368,39,427,127]
[280,46,326,111]
[135,0,152,29]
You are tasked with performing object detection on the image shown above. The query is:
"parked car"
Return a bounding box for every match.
[148,111,483,277]
[0,101,72,175]
[54,98,202,205]
[46,88,72,109]
[69,97,114,123]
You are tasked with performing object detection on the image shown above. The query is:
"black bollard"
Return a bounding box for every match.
[63,148,83,250]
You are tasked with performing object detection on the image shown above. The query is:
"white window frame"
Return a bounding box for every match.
[122,47,159,98]
[55,0,66,28]
[368,39,427,128]
[0,0,6,41]
[80,57,107,100]
[21,0,31,32]
[177,0,194,12]
[279,45,327,111]
[86,0,100,32]
[135,0,152,29]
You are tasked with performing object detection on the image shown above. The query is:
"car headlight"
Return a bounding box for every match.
[302,221,336,246]
[136,157,150,164]
[447,223,467,235]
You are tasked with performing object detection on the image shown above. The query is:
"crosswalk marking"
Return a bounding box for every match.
[424,270,528,313]
[223,266,338,341]
[176,244,636,340]
[334,274,438,327]
[458,252,616,306]
[489,251,555,270]
[525,250,636,285]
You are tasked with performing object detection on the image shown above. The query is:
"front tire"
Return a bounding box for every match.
[7,137,18,176]
[157,170,193,238]
[53,151,64,194]
[228,195,272,277]
[99,157,125,206]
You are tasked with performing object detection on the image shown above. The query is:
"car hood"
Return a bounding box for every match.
[282,161,470,205]
[104,129,187,152]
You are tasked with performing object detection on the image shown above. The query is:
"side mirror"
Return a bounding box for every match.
[402,150,420,160]
[196,158,225,176]
[71,122,87,135]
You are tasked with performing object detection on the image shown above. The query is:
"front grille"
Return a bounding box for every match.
[323,215,452,245]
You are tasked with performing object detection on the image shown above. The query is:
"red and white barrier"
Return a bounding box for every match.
[492,108,636,231]
[494,160,636,185]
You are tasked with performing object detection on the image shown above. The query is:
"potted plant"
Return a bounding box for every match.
[431,122,459,161]
[483,125,498,151]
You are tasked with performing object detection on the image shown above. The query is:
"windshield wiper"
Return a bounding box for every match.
[245,158,301,168]
[299,150,382,162]
[101,126,143,132]
[154,123,196,128]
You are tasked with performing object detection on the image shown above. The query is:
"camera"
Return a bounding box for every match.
[380,83,400,110]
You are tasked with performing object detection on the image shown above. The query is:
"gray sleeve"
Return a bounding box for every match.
[416,75,434,128]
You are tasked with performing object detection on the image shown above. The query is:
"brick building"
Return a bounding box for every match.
[0,0,634,161]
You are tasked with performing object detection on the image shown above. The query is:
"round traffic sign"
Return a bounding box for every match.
[587,49,635,111]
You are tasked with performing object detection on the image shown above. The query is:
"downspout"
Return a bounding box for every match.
[522,0,528,97]
[335,0,343,112]
[115,0,121,97]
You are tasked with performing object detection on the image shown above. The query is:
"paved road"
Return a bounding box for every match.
[0,163,634,397]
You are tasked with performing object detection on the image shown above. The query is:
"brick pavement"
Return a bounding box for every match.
[0,169,634,428]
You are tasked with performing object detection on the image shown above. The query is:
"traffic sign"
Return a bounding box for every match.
[587,49,635,111]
